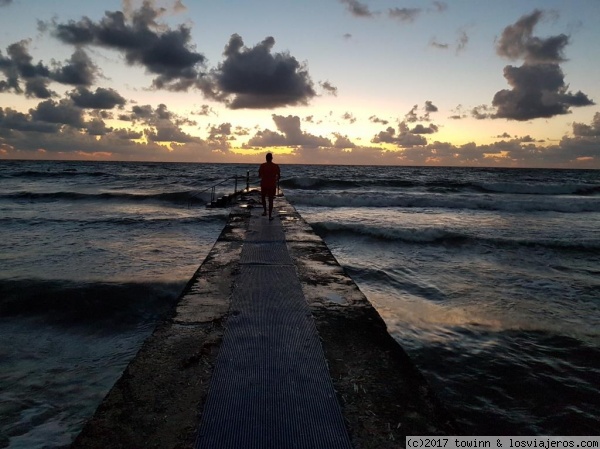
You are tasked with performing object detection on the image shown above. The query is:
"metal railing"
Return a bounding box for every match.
[188,171,260,208]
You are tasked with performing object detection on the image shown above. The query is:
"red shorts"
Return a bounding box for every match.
[261,185,276,198]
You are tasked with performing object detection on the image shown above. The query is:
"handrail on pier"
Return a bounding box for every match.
[188,171,259,208]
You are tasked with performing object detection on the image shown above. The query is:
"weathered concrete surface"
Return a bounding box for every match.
[71,192,457,449]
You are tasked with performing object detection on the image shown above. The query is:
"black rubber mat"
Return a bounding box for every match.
[194,211,352,449]
[239,241,292,266]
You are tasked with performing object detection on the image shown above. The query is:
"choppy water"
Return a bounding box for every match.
[282,165,600,436]
[0,161,599,445]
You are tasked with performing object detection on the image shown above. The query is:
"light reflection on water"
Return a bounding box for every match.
[294,204,600,435]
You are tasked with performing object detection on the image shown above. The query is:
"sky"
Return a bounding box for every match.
[0,0,599,168]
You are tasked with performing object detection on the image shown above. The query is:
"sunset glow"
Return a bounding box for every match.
[1,0,599,167]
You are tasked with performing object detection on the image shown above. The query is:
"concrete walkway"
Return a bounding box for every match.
[194,208,353,449]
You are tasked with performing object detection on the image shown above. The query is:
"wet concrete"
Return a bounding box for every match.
[71,192,457,449]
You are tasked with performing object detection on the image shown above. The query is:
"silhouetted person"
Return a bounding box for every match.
[258,152,281,220]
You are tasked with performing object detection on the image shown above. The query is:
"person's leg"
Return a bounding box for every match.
[268,195,274,219]
[261,190,267,215]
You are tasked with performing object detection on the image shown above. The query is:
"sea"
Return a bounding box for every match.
[0,160,598,447]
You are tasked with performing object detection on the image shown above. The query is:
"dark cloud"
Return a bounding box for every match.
[333,133,356,149]
[369,115,389,126]
[0,40,53,98]
[30,99,84,127]
[496,132,513,139]
[388,8,421,23]
[572,112,600,137]
[493,63,594,120]
[371,124,428,147]
[472,104,494,120]
[51,49,99,86]
[69,87,126,109]
[1,41,100,98]
[86,118,111,136]
[0,0,13,6]
[339,0,375,18]
[206,34,317,109]
[208,123,232,140]
[411,123,438,134]
[193,105,215,116]
[246,114,332,148]
[425,101,438,112]
[496,10,568,64]
[24,78,54,99]
[0,107,59,134]
[113,128,143,140]
[49,1,205,91]
[405,103,437,122]
[492,10,594,121]
[146,123,199,143]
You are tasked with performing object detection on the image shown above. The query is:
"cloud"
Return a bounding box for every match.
[492,10,594,121]
[456,29,469,53]
[320,80,338,96]
[493,63,594,120]
[472,104,494,120]
[388,8,421,23]
[405,102,437,122]
[0,107,60,134]
[369,115,389,125]
[0,40,101,99]
[496,10,567,64]
[246,114,332,148]
[205,34,317,109]
[371,125,428,147]
[333,133,356,149]
[572,112,600,137]
[30,99,85,127]
[0,0,12,6]
[431,29,469,53]
[0,40,52,98]
[342,112,356,124]
[69,87,126,109]
[86,118,111,136]
[193,105,216,116]
[339,0,375,18]
[430,39,449,50]
[51,48,99,86]
[208,123,232,140]
[145,123,199,143]
[48,1,205,91]
[425,100,438,112]
[411,123,438,134]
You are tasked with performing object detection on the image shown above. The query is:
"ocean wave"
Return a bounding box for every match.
[0,214,227,227]
[280,177,363,189]
[311,221,469,244]
[1,190,214,204]
[287,192,600,213]
[478,182,600,196]
[281,176,600,196]
[7,169,114,179]
[0,278,184,327]
[310,221,600,251]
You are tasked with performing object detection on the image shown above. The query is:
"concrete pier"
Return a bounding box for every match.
[71,192,456,449]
